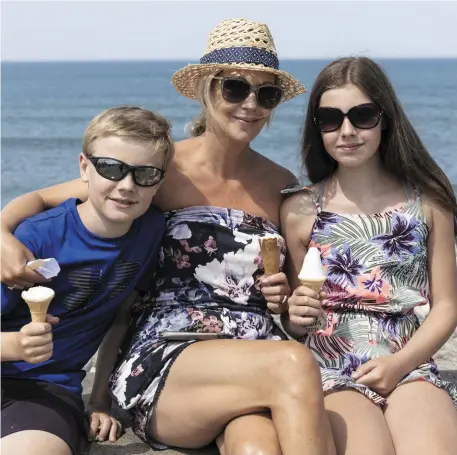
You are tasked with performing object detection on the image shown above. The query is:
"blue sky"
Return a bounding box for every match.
[2,1,457,61]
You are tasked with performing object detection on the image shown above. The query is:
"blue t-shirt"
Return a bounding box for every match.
[1,198,165,395]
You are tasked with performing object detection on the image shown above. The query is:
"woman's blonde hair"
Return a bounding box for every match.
[83,106,174,168]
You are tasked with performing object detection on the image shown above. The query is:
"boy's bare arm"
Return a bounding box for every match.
[1,332,23,361]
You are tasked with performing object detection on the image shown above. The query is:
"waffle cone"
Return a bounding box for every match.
[23,297,54,323]
[299,277,326,293]
[260,238,280,276]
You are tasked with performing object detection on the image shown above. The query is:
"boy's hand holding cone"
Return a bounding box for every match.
[16,286,59,364]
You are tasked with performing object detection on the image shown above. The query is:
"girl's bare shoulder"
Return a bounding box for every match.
[281,183,319,216]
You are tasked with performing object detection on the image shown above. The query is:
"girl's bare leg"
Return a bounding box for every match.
[384,381,457,455]
[147,340,336,455]
[325,390,395,455]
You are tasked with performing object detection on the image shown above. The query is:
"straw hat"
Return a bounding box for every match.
[171,18,305,102]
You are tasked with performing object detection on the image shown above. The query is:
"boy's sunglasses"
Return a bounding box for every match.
[86,156,164,187]
[213,77,283,110]
[314,103,383,133]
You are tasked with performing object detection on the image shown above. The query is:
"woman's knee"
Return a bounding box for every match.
[271,341,320,381]
[268,341,322,399]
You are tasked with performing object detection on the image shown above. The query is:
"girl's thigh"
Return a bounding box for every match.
[384,380,457,455]
[325,389,395,455]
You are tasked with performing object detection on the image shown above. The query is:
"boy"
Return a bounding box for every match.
[1,106,173,455]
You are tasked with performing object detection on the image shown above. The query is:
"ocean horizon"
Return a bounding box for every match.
[2,58,457,206]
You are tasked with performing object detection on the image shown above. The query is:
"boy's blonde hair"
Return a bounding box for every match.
[83,106,173,168]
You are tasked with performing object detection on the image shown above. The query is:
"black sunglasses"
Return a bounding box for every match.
[213,77,283,110]
[314,103,383,133]
[86,156,164,187]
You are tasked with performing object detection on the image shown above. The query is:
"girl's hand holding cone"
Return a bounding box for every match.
[288,285,327,327]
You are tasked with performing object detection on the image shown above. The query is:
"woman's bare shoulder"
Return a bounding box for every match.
[175,137,198,149]
[251,151,297,189]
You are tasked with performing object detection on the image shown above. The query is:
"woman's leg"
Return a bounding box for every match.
[216,413,281,455]
[384,381,457,455]
[147,339,336,455]
[325,390,395,455]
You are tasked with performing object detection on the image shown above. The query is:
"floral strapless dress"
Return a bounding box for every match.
[109,206,287,445]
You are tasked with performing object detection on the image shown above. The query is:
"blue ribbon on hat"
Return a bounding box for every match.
[200,46,279,69]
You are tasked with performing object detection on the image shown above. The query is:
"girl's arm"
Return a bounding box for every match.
[394,197,457,371]
[280,192,323,338]
[1,179,88,288]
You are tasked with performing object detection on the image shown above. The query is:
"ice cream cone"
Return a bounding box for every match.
[259,237,280,276]
[21,286,55,323]
[299,277,327,293]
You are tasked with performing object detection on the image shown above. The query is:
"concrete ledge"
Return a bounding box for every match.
[81,370,457,455]
[81,372,217,455]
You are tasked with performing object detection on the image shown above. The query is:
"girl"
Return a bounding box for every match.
[281,56,457,455]
[1,19,335,455]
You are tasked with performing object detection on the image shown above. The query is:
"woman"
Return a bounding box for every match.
[281,57,457,454]
[1,19,336,455]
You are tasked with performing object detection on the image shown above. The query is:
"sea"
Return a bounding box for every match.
[2,59,457,206]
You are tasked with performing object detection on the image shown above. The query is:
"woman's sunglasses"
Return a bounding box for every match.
[86,156,164,187]
[213,77,283,110]
[314,103,383,133]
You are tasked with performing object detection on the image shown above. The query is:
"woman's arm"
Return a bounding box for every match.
[394,197,457,371]
[2,178,88,232]
[86,292,136,442]
[88,292,135,408]
[1,179,88,288]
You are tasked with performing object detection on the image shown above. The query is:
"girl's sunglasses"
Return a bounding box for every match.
[86,156,164,187]
[213,77,283,110]
[314,103,383,133]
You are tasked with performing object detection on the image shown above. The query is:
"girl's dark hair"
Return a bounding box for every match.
[301,56,457,233]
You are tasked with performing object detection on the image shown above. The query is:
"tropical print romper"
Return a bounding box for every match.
[285,184,457,407]
[109,206,287,447]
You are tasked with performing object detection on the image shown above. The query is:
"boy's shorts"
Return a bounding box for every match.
[1,378,87,455]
